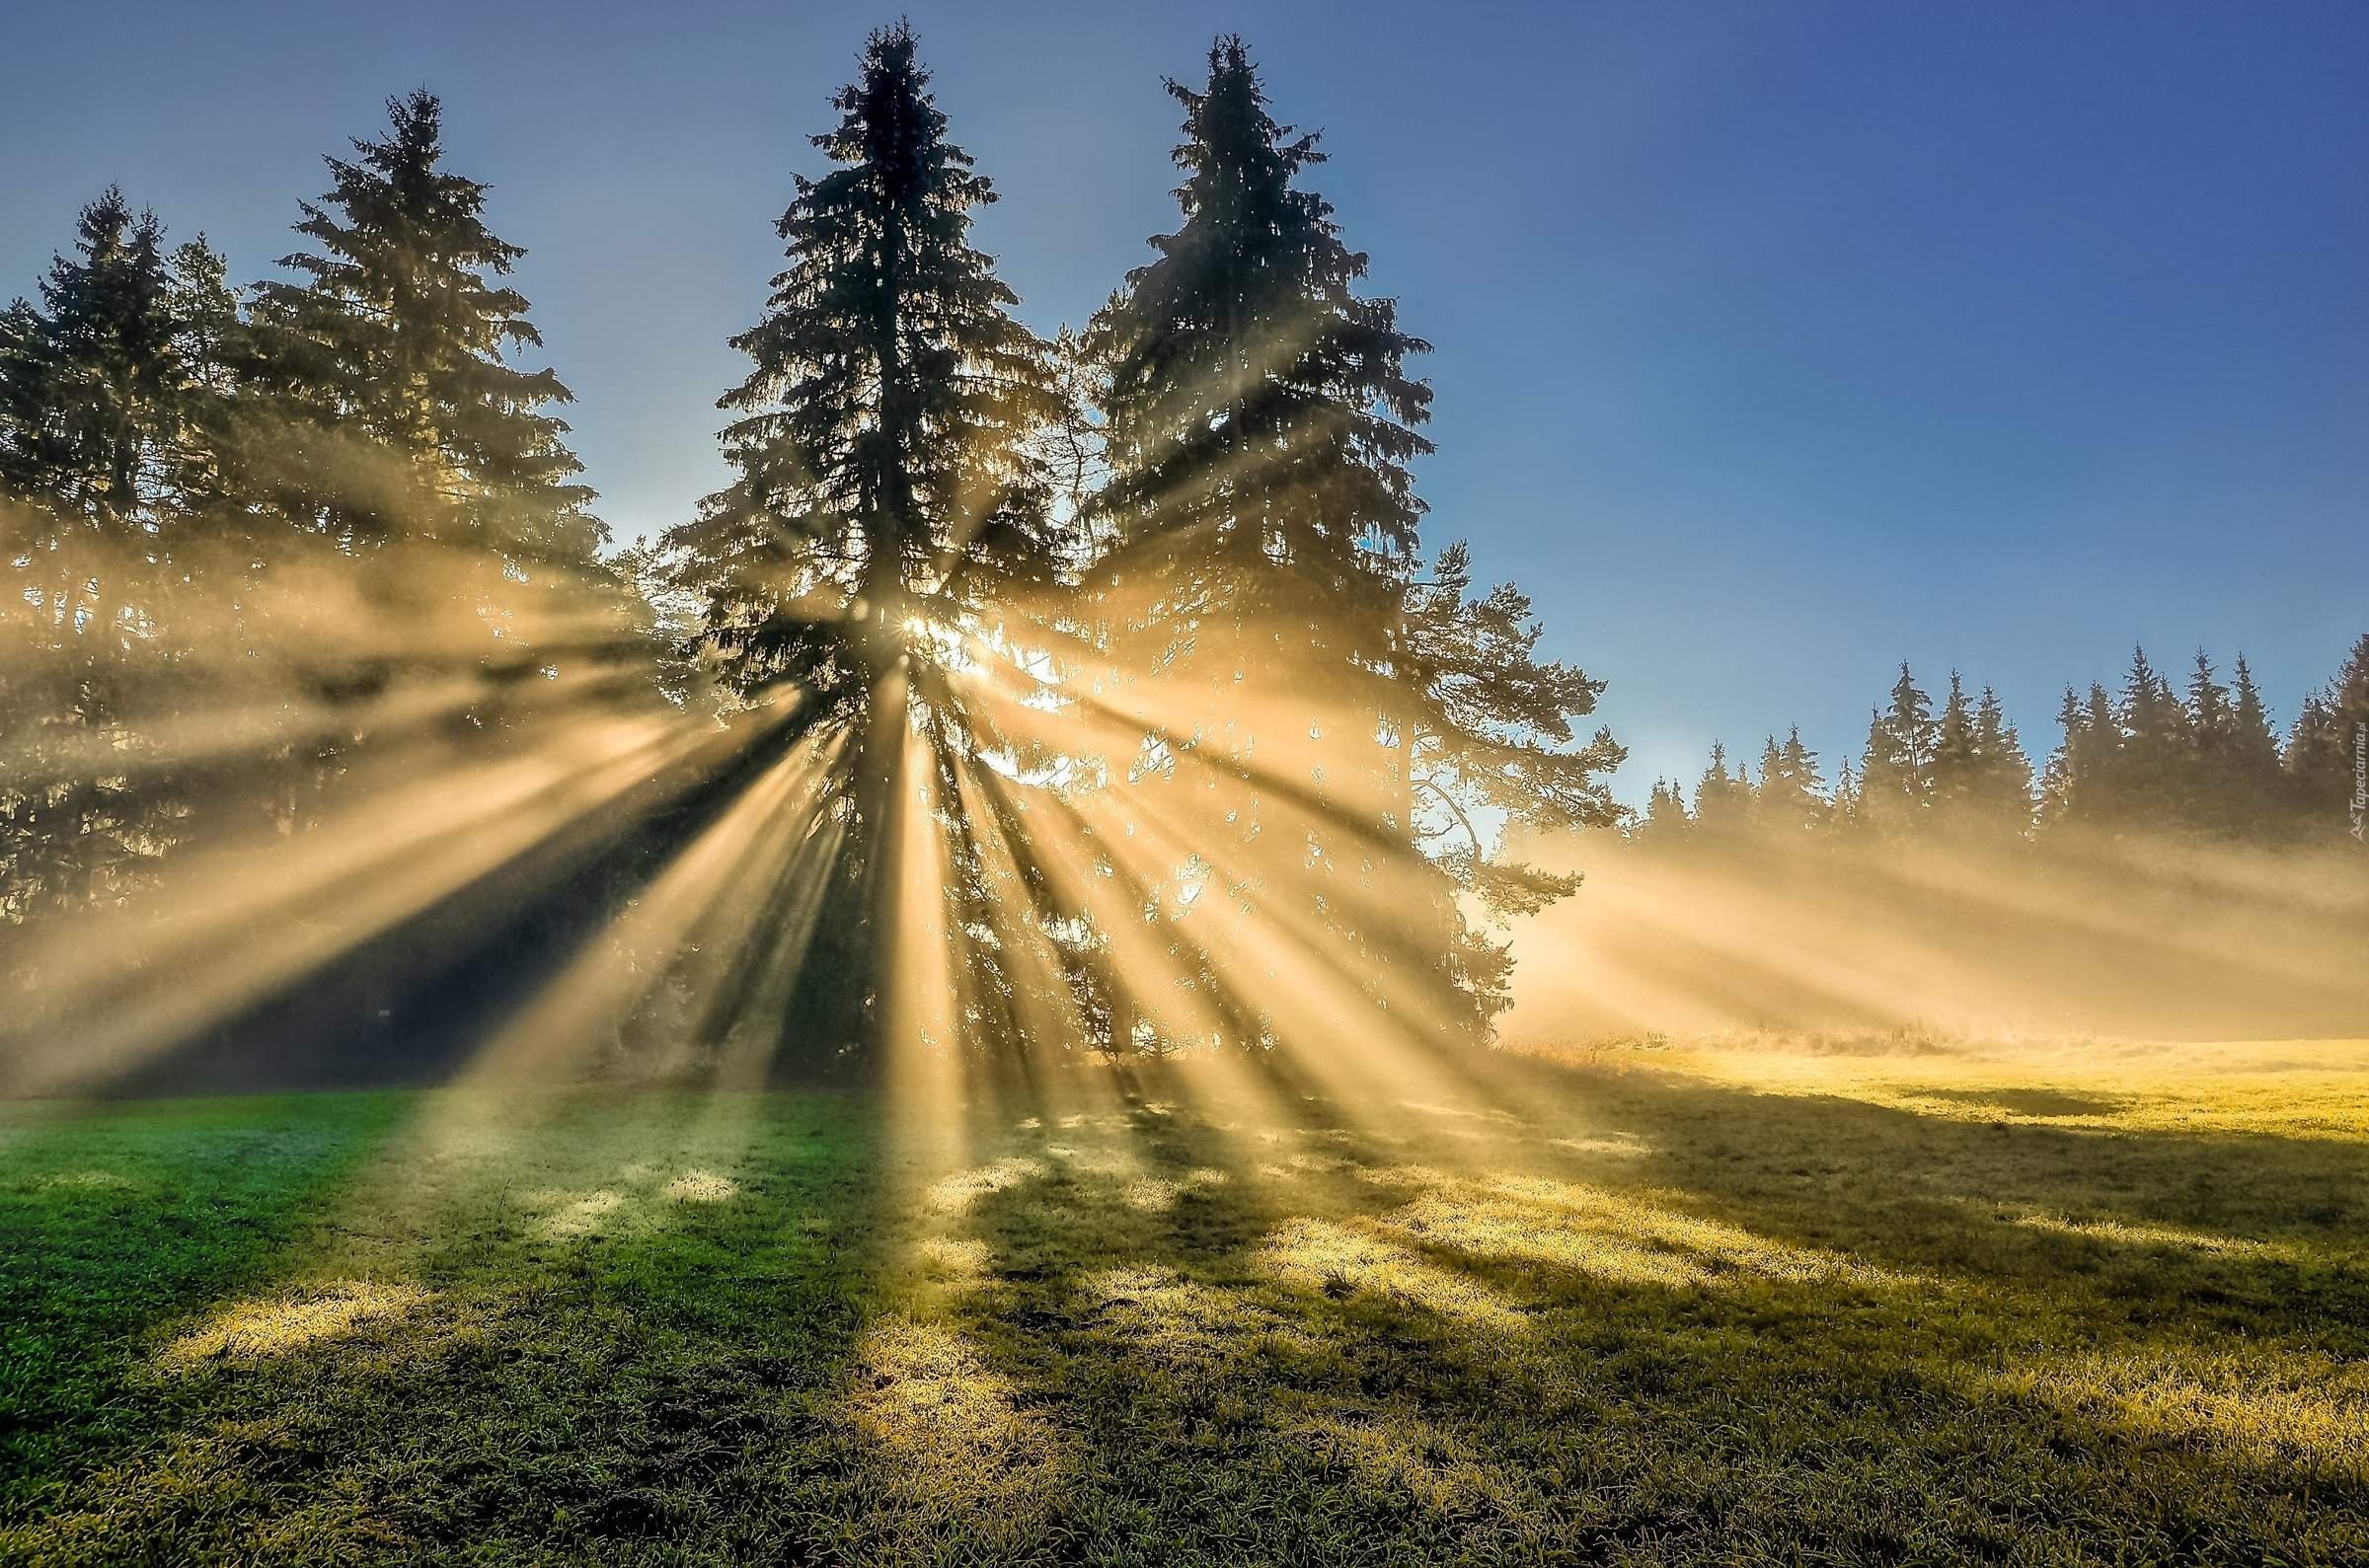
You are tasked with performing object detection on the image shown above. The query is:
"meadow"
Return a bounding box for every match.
[3,1038,2365,1565]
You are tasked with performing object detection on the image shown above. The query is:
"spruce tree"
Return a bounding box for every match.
[2108,644,2186,828]
[1969,684,2034,836]
[664,25,1069,1058]
[250,91,611,725]
[2182,649,2237,832]
[1085,37,1490,1048]
[0,190,193,921]
[2283,634,2369,844]
[1693,741,1749,836]
[2227,653,2286,835]
[1639,778,1691,846]
[1858,664,1937,836]
[1928,671,1979,828]
[1397,542,1621,1022]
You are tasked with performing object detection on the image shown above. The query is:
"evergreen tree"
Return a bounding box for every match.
[2226,653,2286,834]
[1751,727,1825,837]
[1928,671,1979,825]
[1085,37,1491,1048]
[250,91,612,726]
[1638,777,1691,846]
[2284,634,2369,844]
[1969,684,2034,835]
[1398,542,1622,1019]
[2181,648,2237,832]
[1858,664,1937,836]
[2042,682,2116,830]
[1830,755,1863,834]
[1693,741,1749,835]
[2106,644,2186,828]
[0,190,195,921]
[664,25,1069,1057]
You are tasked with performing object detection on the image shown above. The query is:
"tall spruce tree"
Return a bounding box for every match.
[1086,37,1458,1048]
[250,91,611,729]
[664,25,1069,1058]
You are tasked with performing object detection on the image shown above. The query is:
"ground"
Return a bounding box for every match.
[2,1038,2365,1565]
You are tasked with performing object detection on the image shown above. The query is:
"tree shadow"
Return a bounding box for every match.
[908,1061,2369,1560]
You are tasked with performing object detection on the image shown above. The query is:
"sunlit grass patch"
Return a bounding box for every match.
[2014,1212,2289,1257]
[158,1280,432,1369]
[1997,1347,2369,1480]
[1261,1215,1527,1328]
[847,1314,1067,1508]
[29,1168,137,1192]
[661,1168,739,1203]
[1121,1164,1228,1211]
[1289,1408,1512,1515]
[924,1155,1047,1214]
[536,1187,628,1238]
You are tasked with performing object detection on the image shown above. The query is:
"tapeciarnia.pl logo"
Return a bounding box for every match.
[2351,721,2366,844]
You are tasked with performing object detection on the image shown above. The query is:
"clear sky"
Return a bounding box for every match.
[6,1,2364,801]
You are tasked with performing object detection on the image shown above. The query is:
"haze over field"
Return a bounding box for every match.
[2,7,2365,1564]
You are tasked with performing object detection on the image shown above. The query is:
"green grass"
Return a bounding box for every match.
[3,1043,2365,1564]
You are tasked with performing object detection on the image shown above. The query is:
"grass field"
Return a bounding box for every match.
[3,1039,2366,1564]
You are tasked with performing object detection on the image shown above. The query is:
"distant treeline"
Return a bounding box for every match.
[1636,643,2369,851]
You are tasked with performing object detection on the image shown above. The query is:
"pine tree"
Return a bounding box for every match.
[1086,37,1490,1049]
[1830,755,1863,834]
[664,25,1070,1058]
[250,91,611,726]
[2284,634,2369,844]
[1858,664,1937,836]
[1750,727,1825,837]
[1693,741,1749,835]
[1638,777,1691,846]
[2181,648,2237,832]
[2108,644,2186,828]
[0,190,194,921]
[1928,671,1979,827]
[2227,653,2286,835]
[1969,684,2034,836]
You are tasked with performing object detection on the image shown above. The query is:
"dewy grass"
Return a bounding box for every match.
[1,1045,2365,1564]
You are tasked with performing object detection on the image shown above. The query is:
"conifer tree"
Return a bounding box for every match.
[1088,37,1588,1048]
[2108,644,2187,828]
[1751,727,1825,837]
[1397,542,1621,1019]
[2181,649,2238,832]
[2284,634,2369,844]
[1969,684,2034,835]
[250,91,611,725]
[0,190,195,920]
[1830,755,1863,834]
[1639,777,1691,846]
[1858,664,1937,836]
[664,25,1069,1056]
[1928,671,1979,825]
[2226,653,2286,835]
[1693,741,1749,835]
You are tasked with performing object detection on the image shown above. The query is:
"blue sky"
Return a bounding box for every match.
[6,1,2364,800]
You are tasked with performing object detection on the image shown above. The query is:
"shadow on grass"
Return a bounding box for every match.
[3,1056,2365,1563]
[912,1057,2369,1562]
